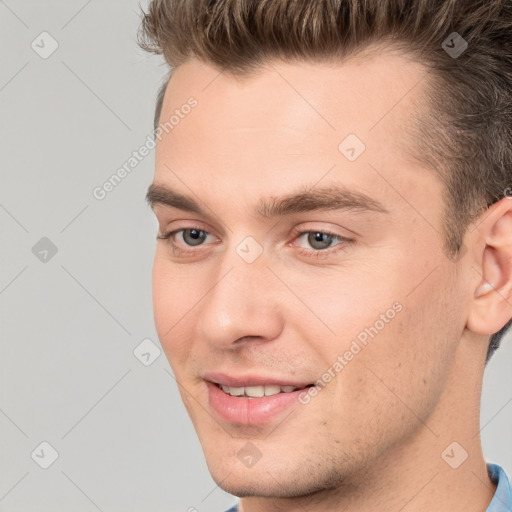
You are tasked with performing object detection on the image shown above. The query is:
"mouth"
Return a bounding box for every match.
[203,372,317,424]
[212,382,315,398]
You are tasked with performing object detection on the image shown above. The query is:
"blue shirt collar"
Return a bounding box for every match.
[486,463,512,511]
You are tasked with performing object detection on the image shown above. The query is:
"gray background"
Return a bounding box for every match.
[0,1,511,511]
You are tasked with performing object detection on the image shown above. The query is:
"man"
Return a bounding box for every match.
[139,1,512,510]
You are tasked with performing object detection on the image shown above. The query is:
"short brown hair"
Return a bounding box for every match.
[137,0,512,361]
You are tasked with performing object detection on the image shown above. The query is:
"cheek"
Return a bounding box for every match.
[305,260,460,419]
[295,263,404,352]
[351,268,461,415]
[151,254,195,363]
[151,256,173,335]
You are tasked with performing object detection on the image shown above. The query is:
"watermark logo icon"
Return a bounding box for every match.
[133,338,161,367]
[31,32,59,59]
[237,442,263,468]
[31,441,59,469]
[236,236,263,264]
[441,441,468,469]
[338,134,366,162]
[442,32,468,59]
[32,237,58,263]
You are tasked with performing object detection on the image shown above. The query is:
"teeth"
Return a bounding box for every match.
[228,386,244,396]
[264,385,281,396]
[219,384,302,397]
[245,386,265,397]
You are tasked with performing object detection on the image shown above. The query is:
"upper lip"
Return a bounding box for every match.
[203,371,314,388]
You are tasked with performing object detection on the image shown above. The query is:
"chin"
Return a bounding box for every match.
[210,471,302,499]
[205,450,350,500]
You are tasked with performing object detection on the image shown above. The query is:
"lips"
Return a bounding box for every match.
[203,372,316,425]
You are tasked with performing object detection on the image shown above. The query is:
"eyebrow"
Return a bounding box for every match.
[145,183,389,219]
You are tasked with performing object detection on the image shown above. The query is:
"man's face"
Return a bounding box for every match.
[149,50,470,497]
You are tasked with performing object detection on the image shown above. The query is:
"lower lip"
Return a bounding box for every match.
[206,381,307,425]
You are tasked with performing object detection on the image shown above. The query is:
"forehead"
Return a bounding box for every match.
[163,48,425,122]
[153,51,438,222]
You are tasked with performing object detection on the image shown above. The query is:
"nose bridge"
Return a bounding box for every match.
[197,241,283,347]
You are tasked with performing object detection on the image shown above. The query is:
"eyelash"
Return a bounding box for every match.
[157,226,354,258]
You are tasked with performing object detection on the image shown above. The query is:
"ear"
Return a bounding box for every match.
[466,197,512,335]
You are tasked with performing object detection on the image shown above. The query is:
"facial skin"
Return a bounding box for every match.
[148,47,512,512]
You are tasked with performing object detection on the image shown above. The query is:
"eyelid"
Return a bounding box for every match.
[157,218,217,239]
[289,223,354,239]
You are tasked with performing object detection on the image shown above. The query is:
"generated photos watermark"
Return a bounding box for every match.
[92,97,198,201]
[299,301,403,405]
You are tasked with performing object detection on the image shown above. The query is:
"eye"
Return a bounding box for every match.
[291,228,354,257]
[297,231,338,250]
[157,227,213,255]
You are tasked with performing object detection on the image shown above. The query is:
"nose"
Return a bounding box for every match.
[197,246,284,349]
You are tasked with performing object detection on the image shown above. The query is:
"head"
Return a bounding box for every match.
[140,0,512,501]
